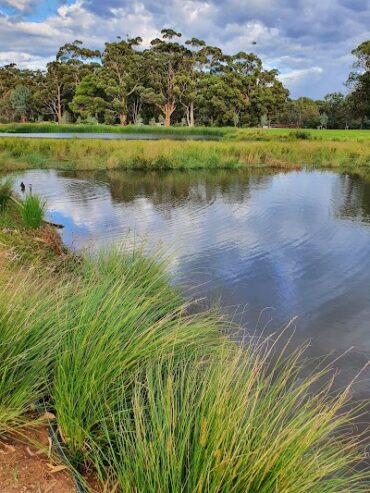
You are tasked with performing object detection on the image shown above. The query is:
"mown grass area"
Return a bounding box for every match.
[0,137,370,172]
[0,122,369,142]
[0,194,369,491]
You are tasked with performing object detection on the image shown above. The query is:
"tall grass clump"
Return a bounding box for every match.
[0,178,12,211]
[19,194,45,229]
[0,270,62,433]
[52,249,227,464]
[92,344,368,493]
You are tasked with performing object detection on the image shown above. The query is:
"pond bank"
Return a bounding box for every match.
[0,198,369,492]
[0,137,369,171]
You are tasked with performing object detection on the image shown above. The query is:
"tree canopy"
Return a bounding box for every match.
[0,34,369,128]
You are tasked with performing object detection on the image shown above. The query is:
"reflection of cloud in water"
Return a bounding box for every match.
[8,169,370,387]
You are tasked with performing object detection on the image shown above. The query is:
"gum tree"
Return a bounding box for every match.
[144,29,192,127]
[100,37,144,125]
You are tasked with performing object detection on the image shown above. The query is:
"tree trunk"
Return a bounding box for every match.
[163,103,175,127]
[119,113,127,126]
[189,101,194,127]
[56,85,63,124]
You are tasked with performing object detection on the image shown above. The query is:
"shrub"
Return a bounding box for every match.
[290,130,311,140]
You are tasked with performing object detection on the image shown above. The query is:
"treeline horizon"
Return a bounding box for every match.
[0,30,369,129]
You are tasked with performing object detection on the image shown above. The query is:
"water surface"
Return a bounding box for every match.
[8,168,370,396]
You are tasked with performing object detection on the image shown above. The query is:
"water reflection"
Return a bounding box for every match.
[6,167,370,397]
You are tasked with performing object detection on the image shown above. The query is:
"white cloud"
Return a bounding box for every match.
[0,0,369,97]
[0,0,40,11]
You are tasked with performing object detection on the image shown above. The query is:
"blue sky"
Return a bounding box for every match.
[0,0,369,98]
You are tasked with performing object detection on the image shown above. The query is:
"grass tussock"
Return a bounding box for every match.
[0,137,370,172]
[0,206,369,490]
[18,194,45,229]
[93,347,367,493]
[0,269,63,432]
[0,178,12,211]
[52,249,227,464]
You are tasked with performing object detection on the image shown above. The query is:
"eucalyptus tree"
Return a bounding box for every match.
[176,38,207,126]
[0,64,40,122]
[347,40,370,128]
[10,85,32,122]
[33,61,72,123]
[56,40,101,88]
[143,29,193,127]
[99,37,144,125]
[69,73,109,121]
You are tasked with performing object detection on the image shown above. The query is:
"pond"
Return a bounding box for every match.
[8,167,370,397]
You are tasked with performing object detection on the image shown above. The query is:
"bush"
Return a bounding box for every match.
[19,194,45,229]
[290,130,312,140]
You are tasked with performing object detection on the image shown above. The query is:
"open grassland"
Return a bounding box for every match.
[0,137,369,171]
[0,123,369,142]
[0,197,369,491]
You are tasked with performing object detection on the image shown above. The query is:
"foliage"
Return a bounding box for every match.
[10,85,32,123]
[346,41,370,128]
[1,35,369,128]
[0,32,289,127]
[19,194,45,229]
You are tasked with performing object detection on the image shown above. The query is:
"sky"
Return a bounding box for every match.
[0,0,369,99]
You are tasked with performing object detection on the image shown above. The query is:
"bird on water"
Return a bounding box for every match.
[20,182,25,192]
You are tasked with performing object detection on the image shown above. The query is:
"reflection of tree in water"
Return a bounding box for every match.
[59,173,110,207]
[334,172,370,222]
[62,169,276,210]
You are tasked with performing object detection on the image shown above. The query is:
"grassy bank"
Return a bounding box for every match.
[0,123,370,143]
[0,193,369,491]
[0,137,370,171]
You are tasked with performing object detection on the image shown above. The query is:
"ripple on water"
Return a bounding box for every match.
[6,167,370,397]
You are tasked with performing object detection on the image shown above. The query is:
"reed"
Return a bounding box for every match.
[0,137,369,172]
[0,123,369,142]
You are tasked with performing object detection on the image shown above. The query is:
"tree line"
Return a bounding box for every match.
[1,30,369,128]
